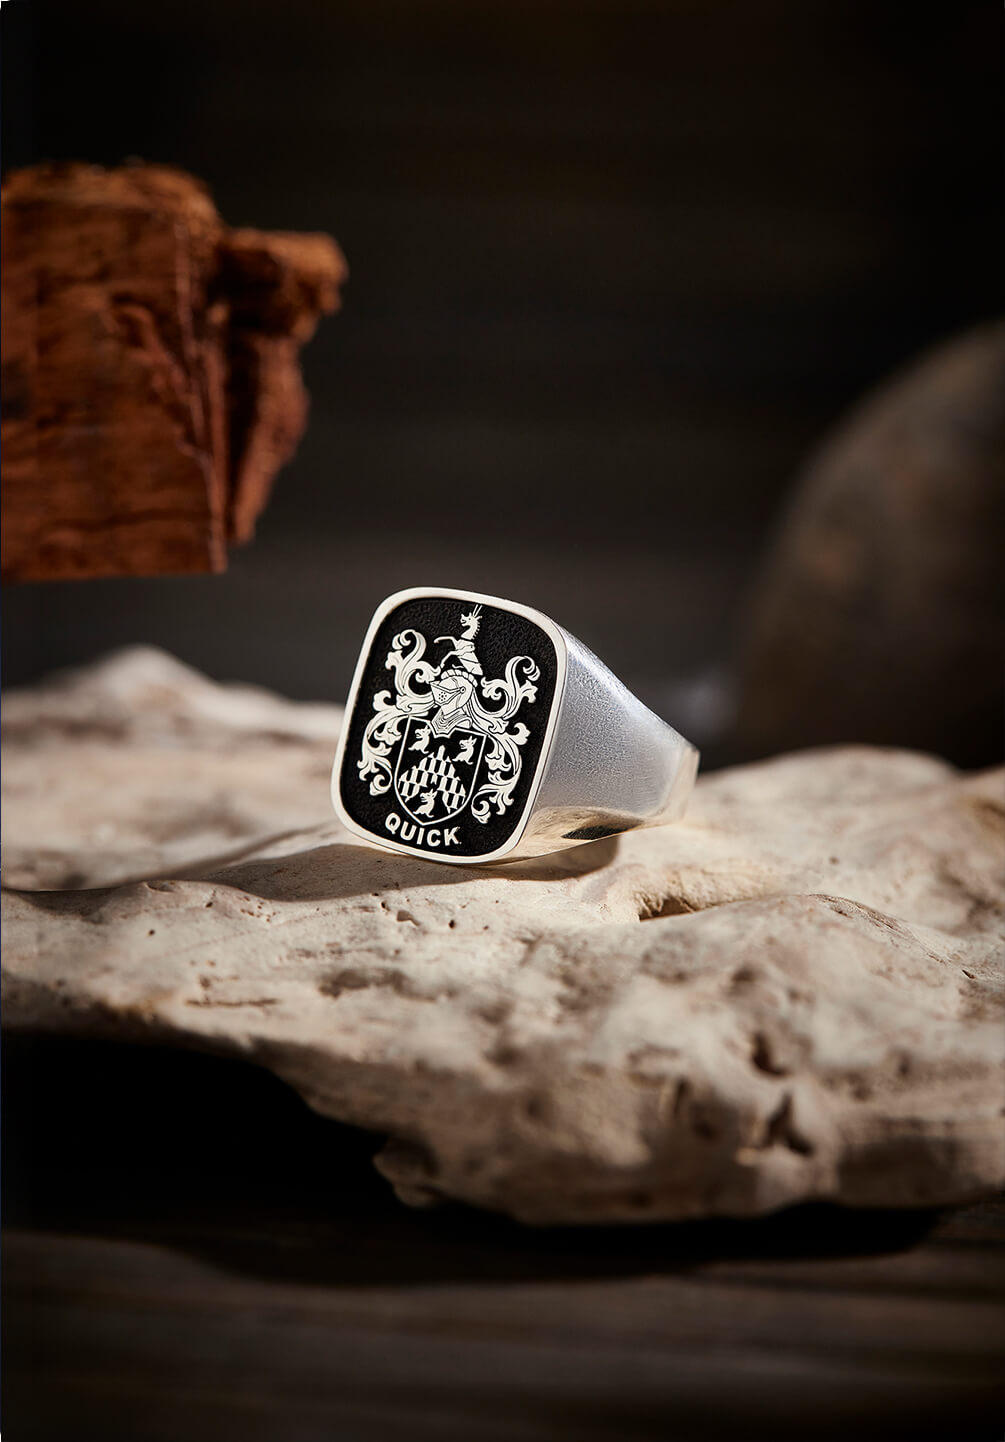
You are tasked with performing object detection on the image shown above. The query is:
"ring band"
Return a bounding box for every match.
[331,587,699,864]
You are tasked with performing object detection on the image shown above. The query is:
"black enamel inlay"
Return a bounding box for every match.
[339,595,559,859]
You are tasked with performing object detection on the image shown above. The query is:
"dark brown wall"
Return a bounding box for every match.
[2,0,1001,752]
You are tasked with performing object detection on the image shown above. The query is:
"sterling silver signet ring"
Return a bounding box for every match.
[332,587,699,864]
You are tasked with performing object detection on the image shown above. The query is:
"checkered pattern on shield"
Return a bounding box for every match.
[397,744,468,813]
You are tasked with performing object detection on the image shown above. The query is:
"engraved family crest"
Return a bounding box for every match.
[392,718,487,825]
[358,604,540,830]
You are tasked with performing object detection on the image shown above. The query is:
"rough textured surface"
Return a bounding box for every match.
[3,650,1003,1224]
[0,163,346,581]
[2,647,341,891]
[735,319,1005,770]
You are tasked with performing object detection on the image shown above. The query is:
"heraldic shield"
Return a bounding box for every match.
[392,715,488,826]
[337,590,561,861]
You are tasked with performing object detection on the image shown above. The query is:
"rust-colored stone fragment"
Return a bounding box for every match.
[1,163,346,581]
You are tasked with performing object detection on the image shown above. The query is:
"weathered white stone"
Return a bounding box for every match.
[2,646,342,890]
[3,649,1003,1223]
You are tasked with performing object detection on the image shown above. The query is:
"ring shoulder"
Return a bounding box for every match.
[511,631,699,858]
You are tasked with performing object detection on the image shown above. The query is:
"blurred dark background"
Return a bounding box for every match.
[2,0,1002,757]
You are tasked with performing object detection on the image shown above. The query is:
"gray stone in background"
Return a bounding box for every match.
[3,650,1002,1224]
[737,320,1005,770]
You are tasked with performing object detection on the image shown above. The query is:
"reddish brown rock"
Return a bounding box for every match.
[0,163,346,582]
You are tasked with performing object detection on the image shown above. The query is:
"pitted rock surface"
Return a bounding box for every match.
[4,650,1002,1222]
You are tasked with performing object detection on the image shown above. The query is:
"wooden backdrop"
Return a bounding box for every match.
[2,0,1000,751]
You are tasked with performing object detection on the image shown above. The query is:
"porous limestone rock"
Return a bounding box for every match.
[3,650,1003,1223]
[2,646,341,890]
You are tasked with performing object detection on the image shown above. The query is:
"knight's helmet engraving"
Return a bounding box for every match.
[429,605,485,737]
